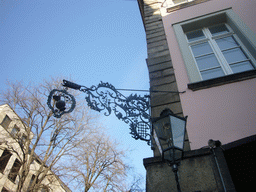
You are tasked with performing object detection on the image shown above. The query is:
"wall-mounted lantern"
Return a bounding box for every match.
[152,108,187,192]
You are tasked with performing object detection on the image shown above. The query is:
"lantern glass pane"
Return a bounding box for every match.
[154,118,167,141]
[162,116,172,141]
[153,116,173,157]
[170,116,186,150]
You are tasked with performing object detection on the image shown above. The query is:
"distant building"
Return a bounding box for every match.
[138,0,256,191]
[0,104,71,192]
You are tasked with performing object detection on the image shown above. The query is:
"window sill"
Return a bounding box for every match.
[188,70,256,91]
[166,0,211,13]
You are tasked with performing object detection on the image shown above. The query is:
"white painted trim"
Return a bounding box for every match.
[173,8,256,83]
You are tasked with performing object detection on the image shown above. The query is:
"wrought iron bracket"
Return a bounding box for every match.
[47,80,151,144]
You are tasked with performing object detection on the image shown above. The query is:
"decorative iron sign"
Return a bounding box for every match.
[47,89,76,118]
[47,80,151,144]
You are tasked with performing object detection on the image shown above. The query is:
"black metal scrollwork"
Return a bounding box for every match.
[47,89,76,118]
[61,80,151,144]
[47,80,151,144]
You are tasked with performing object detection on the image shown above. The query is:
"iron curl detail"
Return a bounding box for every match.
[62,80,151,144]
[47,89,76,118]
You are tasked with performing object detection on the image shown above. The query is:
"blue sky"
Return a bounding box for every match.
[1,0,152,188]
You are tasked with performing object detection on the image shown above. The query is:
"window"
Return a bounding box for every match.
[41,186,49,192]
[162,0,193,8]
[11,125,20,137]
[0,150,12,173]
[173,0,188,5]
[19,134,27,147]
[173,9,256,89]
[1,115,11,130]
[8,158,21,182]
[186,24,255,80]
[1,187,10,192]
[27,175,35,192]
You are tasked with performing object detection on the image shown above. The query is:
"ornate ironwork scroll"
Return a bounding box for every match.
[61,80,151,144]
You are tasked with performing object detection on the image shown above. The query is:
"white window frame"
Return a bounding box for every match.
[186,24,255,80]
[173,9,256,83]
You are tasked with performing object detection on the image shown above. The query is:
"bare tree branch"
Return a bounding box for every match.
[0,77,94,191]
[1,77,143,192]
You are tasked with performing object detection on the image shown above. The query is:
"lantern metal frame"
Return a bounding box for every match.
[152,108,187,192]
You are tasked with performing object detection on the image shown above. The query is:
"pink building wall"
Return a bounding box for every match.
[161,0,256,149]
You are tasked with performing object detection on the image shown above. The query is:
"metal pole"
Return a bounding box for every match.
[211,148,227,192]
[172,164,181,192]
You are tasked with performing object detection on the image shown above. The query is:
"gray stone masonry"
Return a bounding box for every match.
[139,0,190,155]
[144,147,236,192]
[142,0,185,119]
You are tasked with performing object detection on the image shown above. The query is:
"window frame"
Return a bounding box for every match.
[0,150,12,173]
[173,8,256,90]
[11,125,20,138]
[1,115,11,130]
[1,187,10,192]
[173,0,189,5]
[8,158,21,183]
[186,24,255,80]
[163,0,194,8]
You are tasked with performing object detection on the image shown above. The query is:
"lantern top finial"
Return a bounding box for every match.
[160,108,174,117]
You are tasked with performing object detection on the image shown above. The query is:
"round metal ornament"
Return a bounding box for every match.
[47,89,76,118]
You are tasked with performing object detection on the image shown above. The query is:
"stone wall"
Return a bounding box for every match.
[143,147,236,192]
[142,0,182,117]
[137,0,190,154]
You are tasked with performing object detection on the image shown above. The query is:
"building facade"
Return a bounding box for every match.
[161,0,256,150]
[0,104,70,192]
[138,0,256,191]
